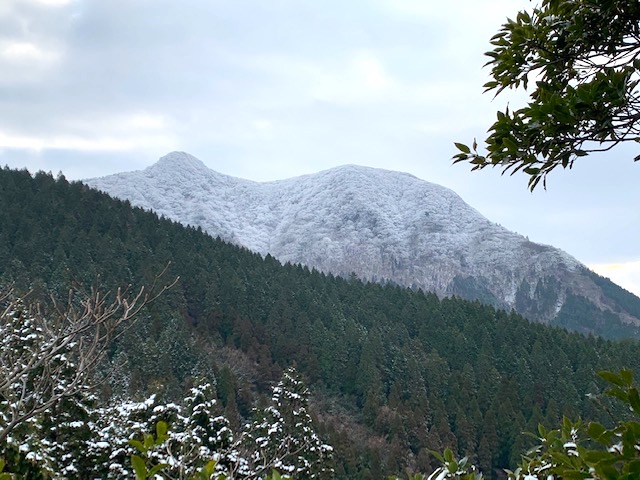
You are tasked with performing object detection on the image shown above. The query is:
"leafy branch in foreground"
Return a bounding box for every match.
[453,0,640,190]
[426,368,640,480]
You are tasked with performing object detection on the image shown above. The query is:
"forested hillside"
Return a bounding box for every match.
[87,152,640,339]
[2,167,640,478]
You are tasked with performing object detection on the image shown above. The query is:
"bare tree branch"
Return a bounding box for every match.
[0,270,178,445]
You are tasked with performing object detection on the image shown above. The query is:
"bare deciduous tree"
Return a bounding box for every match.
[0,271,177,445]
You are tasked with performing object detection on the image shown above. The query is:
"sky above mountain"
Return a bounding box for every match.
[1,0,639,295]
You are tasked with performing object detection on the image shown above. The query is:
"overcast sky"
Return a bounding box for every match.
[2,0,639,295]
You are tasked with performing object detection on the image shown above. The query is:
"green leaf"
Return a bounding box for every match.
[598,464,621,480]
[198,460,219,479]
[454,142,471,154]
[628,387,640,413]
[538,423,547,438]
[620,369,634,385]
[582,450,614,463]
[269,470,282,480]
[598,370,626,387]
[128,439,146,453]
[143,433,154,449]
[562,416,572,433]
[157,420,167,436]
[429,449,445,463]
[148,463,168,477]
[626,459,640,474]
[587,422,607,440]
[131,455,148,480]
[606,386,629,403]
[502,137,518,153]
[156,420,168,441]
[443,448,455,463]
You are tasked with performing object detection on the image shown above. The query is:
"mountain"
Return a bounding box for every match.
[86,151,640,338]
[2,166,640,478]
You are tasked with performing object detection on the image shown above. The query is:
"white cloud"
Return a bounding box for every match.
[380,0,529,22]
[310,51,393,103]
[122,113,168,130]
[251,119,274,140]
[31,0,74,6]
[0,131,132,151]
[253,119,272,131]
[353,53,390,91]
[0,40,59,63]
[0,111,177,152]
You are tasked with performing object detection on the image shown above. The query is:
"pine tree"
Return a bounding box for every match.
[242,367,334,479]
[178,382,242,478]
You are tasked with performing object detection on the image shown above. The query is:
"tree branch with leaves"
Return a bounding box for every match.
[453,0,640,190]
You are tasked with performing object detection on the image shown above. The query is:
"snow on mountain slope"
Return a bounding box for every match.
[86,151,640,333]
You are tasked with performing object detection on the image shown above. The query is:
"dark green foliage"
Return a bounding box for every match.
[446,276,499,308]
[452,0,640,189]
[553,294,640,340]
[426,369,640,479]
[514,276,560,321]
[588,269,640,320]
[2,167,640,478]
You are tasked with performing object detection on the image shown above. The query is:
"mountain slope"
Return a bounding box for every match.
[3,166,640,478]
[87,152,640,337]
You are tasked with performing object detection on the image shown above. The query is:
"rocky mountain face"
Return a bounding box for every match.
[86,151,640,337]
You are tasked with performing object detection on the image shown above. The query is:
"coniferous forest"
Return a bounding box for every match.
[2,167,640,478]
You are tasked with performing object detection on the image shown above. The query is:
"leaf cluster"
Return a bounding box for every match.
[503,369,640,479]
[129,421,171,480]
[423,369,640,479]
[453,0,640,189]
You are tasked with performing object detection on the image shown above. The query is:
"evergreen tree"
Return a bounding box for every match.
[242,367,334,479]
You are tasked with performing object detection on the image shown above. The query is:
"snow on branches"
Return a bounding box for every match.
[241,367,334,479]
[0,274,175,446]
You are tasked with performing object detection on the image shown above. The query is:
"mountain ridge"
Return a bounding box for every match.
[86,151,640,336]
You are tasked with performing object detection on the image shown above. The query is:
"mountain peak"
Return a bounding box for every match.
[151,151,209,174]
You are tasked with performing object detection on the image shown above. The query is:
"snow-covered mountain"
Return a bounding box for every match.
[86,151,640,336]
